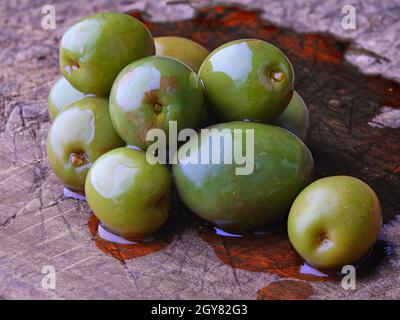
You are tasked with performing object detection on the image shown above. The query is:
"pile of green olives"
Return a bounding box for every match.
[47,12,382,269]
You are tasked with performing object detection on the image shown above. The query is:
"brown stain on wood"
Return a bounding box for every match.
[87,214,170,262]
[257,280,314,300]
[197,224,393,282]
[197,225,335,282]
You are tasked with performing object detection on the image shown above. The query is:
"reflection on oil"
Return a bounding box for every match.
[98,222,157,244]
[299,263,329,278]
[214,226,243,238]
[63,187,86,201]
[98,223,138,244]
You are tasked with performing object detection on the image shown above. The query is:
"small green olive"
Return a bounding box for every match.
[85,147,172,240]
[288,176,382,270]
[47,97,125,192]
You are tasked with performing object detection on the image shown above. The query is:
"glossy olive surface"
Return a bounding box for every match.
[173,121,314,231]
[271,91,309,141]
[85,147,172,240]
[47,97,125,192]
[288,176,382,270]
[199,39,294,122]
[59,13,154,96]
[154,36,209,72]
[48,76,85,121]
[110,56,206,149]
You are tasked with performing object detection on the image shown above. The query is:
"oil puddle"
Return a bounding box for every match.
[86,189,192,261]
[199,223,393,282]
[87,215,171,262]
[197,223,335,282]
[256,239,393,299]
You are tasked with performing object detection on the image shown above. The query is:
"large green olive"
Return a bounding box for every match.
[48,76,85,121]
[85,147,172,240]
[173,121,314,231]
[154,36,209,72]
[47,97,125,192]
[59,13,154,96]
[288,176,382,270]
[271,91,309,141]
[199,39,294,122]
[110,56,206,149]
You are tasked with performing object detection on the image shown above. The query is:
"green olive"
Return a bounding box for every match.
[154,36,209,72]
[173,121,314,231]
[288,176,382,270]
[271,91,309,141]
[48,76,85,121]
[85,147,172,240]
[47,97,125,192]
[59,13,154,96]
[109,56,205,149]
[199,39,294,122]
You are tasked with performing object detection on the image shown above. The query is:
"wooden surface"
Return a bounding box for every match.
[0,1,399,300]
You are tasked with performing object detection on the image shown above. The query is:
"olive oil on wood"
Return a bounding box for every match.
[88,214,171,262]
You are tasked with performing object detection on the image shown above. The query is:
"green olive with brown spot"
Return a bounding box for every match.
[47,97,125,192]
